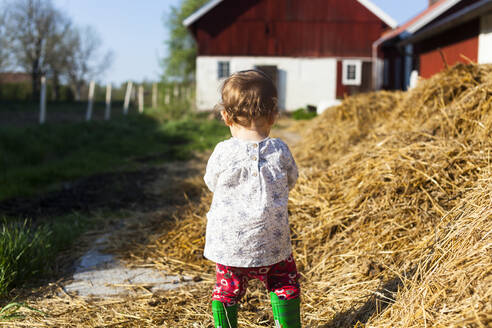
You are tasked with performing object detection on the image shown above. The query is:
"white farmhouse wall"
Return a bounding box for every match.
[478,13,492,64]
[196,56,337,111]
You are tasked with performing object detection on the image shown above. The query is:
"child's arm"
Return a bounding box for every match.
[282,143,298,190]
[204,144,222,192]
[286,152,298,190]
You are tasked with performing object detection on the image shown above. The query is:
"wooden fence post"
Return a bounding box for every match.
[165,88,170,105]
[105,83,112,120]
[186,86,191,99]
[123,81,133,115]
[131,85,136,102]
[138,85,144,113]
[39,76,47,124]
[86,80,95,121]
[152,82,157,108]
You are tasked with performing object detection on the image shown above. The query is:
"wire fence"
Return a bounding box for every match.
[0,79,195,127]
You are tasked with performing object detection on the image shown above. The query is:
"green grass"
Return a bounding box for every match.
[0,213,102,297]
[0,109,229,201]
[0,302,46,320]
[291,108,317,120]
[0,220,46,296]
[0,100,125,113]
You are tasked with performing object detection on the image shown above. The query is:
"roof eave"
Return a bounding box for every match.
[407,0,462,33]
[183,0,224,27]
[357,0,397,28]
[184,0,399,29]
[373,0,464,47]
[399,0,492,46]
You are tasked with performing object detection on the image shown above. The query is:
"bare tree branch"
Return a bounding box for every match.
[0,9,12,72]
[4,0,113,100]
[66,25,113,100]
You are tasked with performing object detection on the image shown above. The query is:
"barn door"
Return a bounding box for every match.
[254,65,278,90]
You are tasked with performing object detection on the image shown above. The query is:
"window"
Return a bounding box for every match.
[342,60,362,86]
[218,61,230,79]
[347,65,357,80]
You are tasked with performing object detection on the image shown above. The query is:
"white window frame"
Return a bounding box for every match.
[342,59,362,86]
[217,61,230,79]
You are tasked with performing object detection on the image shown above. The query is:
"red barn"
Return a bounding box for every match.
[375,0,492,90]
[184,0,396,111]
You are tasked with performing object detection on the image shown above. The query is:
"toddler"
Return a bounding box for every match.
[204,70,301,328]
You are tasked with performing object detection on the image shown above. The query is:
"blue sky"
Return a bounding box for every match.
[52,0,429,85]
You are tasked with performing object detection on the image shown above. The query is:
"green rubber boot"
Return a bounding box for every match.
[270,292,301,328]
[212,300,238,328]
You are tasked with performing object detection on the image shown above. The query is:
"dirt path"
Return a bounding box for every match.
[56,154,208,298]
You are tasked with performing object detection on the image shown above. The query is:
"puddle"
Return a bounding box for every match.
[63,234,192,297]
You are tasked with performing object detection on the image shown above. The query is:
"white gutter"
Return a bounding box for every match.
[372,38,385,90]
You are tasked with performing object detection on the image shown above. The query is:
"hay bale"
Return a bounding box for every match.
[288,63,491,327]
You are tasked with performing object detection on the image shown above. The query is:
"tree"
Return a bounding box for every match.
[162,0,207,83]
[6,0,67,100]
[65,25,113,100]
[0,10,11,72]
[44,14,72,100]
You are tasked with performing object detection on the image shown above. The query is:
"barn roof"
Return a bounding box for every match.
[376,0,475,45]
[400,0,492,45]
[183,0,397,28]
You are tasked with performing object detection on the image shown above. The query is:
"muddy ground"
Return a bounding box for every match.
[0,167,167,221]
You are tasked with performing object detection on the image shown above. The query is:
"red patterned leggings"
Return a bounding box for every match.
[212,255,300,306]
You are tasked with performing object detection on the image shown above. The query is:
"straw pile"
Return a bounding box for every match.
[7,63,491,327]
[286,63,491,327]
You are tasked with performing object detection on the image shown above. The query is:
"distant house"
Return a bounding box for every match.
[375,0,492,90]
[0,72,31,84]
[184,0,396,111]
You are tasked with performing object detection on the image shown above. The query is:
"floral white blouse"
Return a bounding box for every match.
[203,136,298,267]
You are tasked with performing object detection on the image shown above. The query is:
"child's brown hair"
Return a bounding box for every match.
[219,70,278,127]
